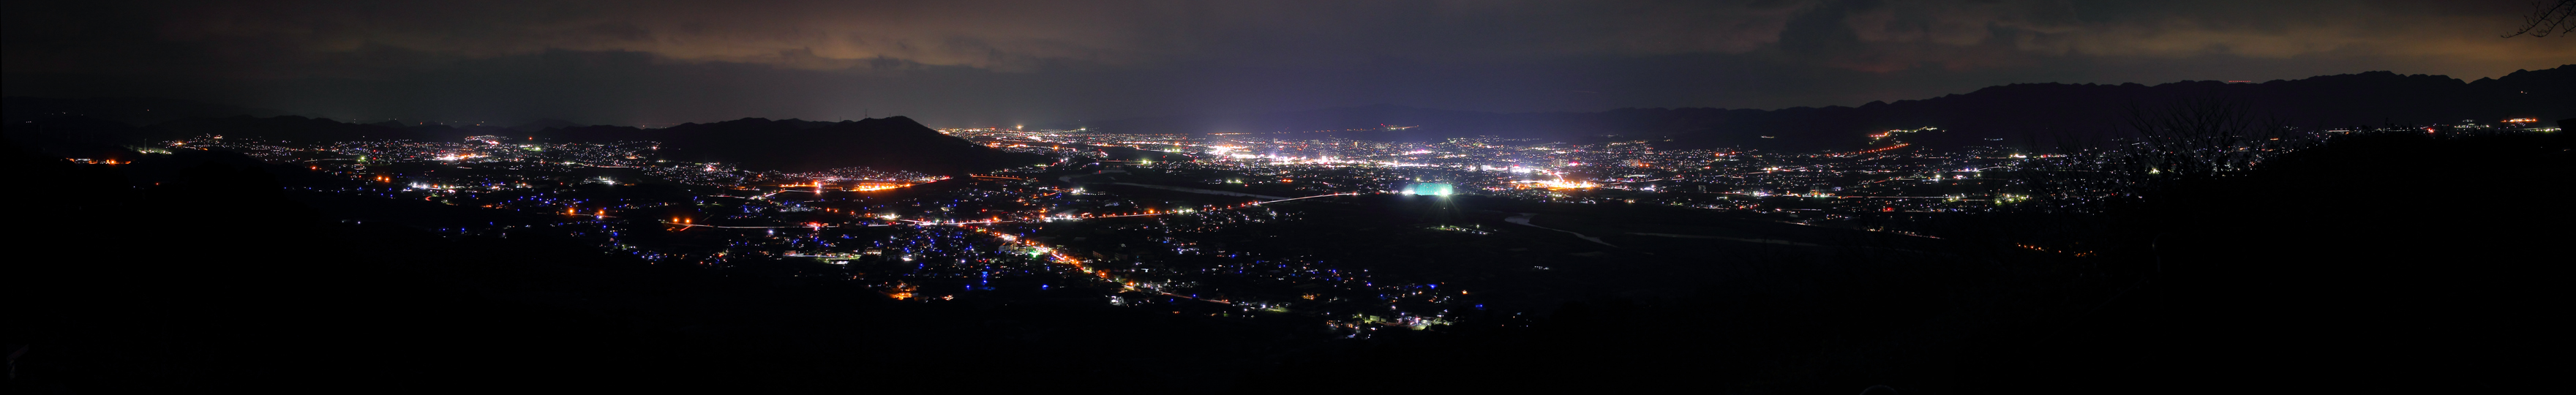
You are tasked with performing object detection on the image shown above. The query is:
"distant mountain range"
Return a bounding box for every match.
[7,64,2568,163]
[2,112,1041,175]
[1085,65,2573,151]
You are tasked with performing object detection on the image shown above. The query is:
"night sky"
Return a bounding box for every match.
[7,0,2571,127]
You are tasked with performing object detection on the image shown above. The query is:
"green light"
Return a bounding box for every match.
[1405,182,1454,196]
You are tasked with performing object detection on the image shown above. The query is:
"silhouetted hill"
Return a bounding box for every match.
[148,115,457,140]
[1089,65,2574,151]
[1,96,286,125]
[536,116,1045,174]
[102,115,1040,174]
[510,118,583,132]
[1,116,158,160]
[4,113,1038,175]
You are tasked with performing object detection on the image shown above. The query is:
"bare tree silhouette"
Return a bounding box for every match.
[2114,94,2290,195]
[2504,0,2575,37]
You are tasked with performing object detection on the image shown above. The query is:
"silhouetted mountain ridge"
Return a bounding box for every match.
[1086,65,2573,151]
[4,114,1039,175]
[541,116,1042,173]
[1,96,289,125]
[509,118,584,132]
[10,65,2566,158]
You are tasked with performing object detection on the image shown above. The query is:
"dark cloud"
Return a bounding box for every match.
[7,0,2570,127]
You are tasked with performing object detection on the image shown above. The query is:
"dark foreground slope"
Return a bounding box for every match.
[6,129,2561,394]
[0,145,1301,394]
[2028,131,2568,392]
[1243,131,2569,394]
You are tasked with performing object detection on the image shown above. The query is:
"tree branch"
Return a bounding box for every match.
[2504,0,2576,37]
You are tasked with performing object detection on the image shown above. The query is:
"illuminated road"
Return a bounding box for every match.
[665,222,898,229]
[653,191,1362,301]
[948,192,1361,300]
[902,192,1362,226]
[951,227,1229,305]
[519,187,1359,302]
[653,192,1361,229]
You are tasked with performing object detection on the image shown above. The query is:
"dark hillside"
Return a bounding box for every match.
[0,96,285,125]
[0,141,1306,394]
[1243,131,2569,394]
